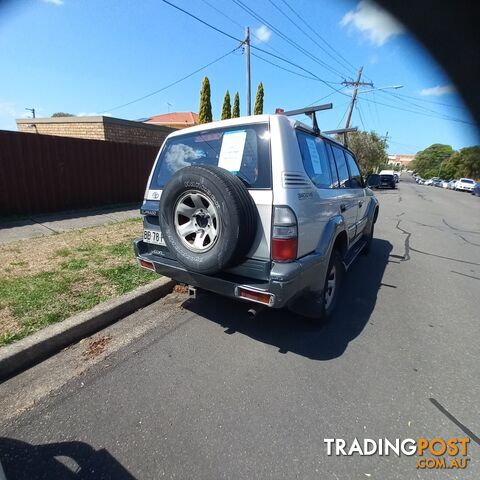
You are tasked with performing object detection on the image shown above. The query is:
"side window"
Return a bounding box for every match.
[344,151,363,188]
[331,146,350,188]
[296,132,333,188]
[327,144,340,188]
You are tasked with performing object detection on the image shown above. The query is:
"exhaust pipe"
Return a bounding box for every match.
[247,305,266,319]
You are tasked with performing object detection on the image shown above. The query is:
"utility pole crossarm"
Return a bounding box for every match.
[343,66,368,129]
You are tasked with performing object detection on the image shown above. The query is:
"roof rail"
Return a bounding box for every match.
[280,103,333,134]
[322,127,358,147]
[322,127,358,136]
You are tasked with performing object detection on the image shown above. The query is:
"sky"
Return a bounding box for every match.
[0,0,478,154]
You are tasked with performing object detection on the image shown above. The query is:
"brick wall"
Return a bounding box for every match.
[16,116,174,147]
[17,118,105,140]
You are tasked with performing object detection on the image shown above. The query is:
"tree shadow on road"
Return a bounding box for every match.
[0,437,135,480]
[183,239,393,361]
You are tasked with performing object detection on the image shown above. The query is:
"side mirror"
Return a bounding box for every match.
[366,174,381,188]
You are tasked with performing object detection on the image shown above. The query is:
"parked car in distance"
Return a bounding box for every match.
[432,179,443,187]
[135,106,379,322]
[424,179,434,186]
[472,182,480,196]
[455,178,476,192]
[447,179,457,189]
[378,172,396,189]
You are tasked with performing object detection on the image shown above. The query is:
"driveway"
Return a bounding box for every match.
[1,178,479,479]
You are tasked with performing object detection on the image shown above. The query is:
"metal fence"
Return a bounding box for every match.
[0,130,160,215]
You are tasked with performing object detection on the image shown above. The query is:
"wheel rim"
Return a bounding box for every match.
[324,265,336,310]
[174,190,220,253]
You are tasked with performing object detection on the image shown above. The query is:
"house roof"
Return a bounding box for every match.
[145,112,199,125]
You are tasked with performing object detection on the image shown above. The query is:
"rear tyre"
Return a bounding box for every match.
[322,250,344,319]
[159,165,257,274]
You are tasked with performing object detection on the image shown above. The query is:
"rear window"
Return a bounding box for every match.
[461,178,474,184]
[150,123,271,189]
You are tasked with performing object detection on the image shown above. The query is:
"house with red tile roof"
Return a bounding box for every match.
[144,112,199,129]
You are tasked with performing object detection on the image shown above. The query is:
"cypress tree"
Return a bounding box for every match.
[198,76,212,124]
[232,92,240,118]
[254,82,264,115]
[221,90,231,120]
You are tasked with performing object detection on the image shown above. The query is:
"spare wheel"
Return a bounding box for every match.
[159,165,257,274]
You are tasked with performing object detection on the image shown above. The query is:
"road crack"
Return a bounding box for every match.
[395,219,411,261]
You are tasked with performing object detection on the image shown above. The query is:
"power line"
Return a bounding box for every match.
[355,103,367,130]
[337,102,351,129]
[198,0,285,57]
[357,95,475,126]
[276,0,356,77]
[230,0,345,80]
[380,90,472,123]
[278,0,358,76]
[159,0,348,96]
[101,46,240,113]
[265,0,352,78]
[386,91,467,110]
[307,90,343,107]
[251,51,318,81]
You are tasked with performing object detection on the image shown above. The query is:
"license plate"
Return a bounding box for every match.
[143,229,166,246]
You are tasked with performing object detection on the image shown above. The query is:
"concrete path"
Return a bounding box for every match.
[0,205,141,245]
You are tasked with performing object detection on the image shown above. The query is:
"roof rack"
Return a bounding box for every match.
[322,127,358,147]
[280,103,333,134]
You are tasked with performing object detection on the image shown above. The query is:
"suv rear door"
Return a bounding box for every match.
[343,150,368,236]
[329,144,362,242]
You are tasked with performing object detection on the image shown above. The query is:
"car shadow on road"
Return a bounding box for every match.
[0,437,136,480]
[183,239,393,361]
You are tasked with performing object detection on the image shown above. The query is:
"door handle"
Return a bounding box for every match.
[359,200,364,207]
[340,203,346,212]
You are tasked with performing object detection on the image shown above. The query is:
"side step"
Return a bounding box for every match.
[343,238,367,270]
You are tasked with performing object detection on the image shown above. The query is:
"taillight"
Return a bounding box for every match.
[272,206,297,262]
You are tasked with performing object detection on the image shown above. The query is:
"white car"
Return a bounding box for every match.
[424,179,434,186]
[455,178,476,192]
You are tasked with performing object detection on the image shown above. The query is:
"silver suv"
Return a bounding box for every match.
[134,105,379,320]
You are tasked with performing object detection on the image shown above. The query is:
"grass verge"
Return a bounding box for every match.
[0,218,157,346]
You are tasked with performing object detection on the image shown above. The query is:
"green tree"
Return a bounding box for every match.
[221,90,231,120]
[412,144,454,178]
[52,112,75,117]
[232,92,240,118]
[198,76,212,124]
[254,82,264,115]
[453,146,480,179]
[343,131,389,174]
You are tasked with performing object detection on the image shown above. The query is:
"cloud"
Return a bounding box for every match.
[419,85,456,96]
[340,0,404,46]
[253,25,272,43]
[42,0,64,5]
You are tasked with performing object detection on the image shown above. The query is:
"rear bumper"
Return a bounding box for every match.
[134,239,328,308]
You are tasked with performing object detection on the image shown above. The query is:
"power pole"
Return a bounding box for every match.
[245,27,251,116]
[342,66,373,128]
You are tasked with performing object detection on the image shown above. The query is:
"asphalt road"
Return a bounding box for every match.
[1,177,479,479]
